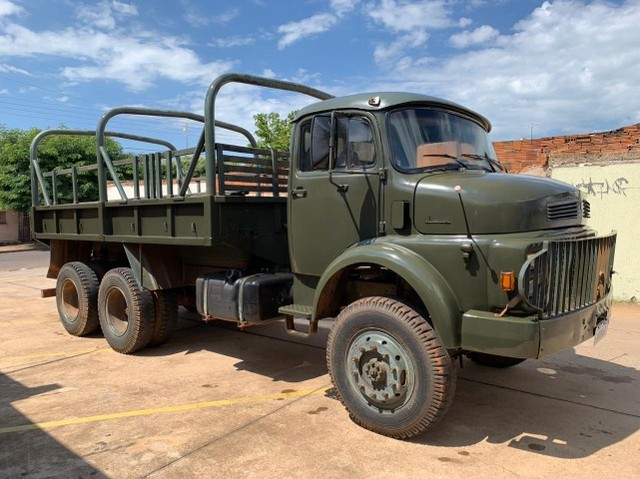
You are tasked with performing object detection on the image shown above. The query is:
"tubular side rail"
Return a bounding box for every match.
[30,129,179,207]
[204,73,334,196]
[96,107,259,202]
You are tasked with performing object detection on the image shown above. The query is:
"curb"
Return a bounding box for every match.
[0,243,41,254]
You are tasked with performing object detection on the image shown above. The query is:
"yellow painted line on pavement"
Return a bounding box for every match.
[0,348,111,362]
[0,387,329,434]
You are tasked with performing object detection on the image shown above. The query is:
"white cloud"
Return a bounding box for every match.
[210,35,255,48]
[0,11,234,91]
[367,0,454,32]
[277,13,338,49]
[184,11,209,27]
[366,0,470,64]
[212,8,240,24]
[0,0,22,17]
[330,0,361,16]
[0,88,8,94]
[276,0,362,49]
[371,0,640,139]
[76,0,138,29]
[450,25,499,48]
[374,31,429,63]
[0,63,30,75]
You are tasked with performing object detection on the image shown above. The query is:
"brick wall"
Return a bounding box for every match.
[493,124,640,173]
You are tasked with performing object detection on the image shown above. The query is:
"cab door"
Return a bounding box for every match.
[289,113,380,277]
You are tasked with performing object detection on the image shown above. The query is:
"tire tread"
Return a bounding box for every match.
[326,296,456,439]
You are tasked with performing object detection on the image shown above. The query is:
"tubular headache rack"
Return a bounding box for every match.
[30,73,334,208]
[519,232,616,318]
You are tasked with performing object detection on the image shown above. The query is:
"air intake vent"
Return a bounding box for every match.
[583,199,591,218]
[547,199,579,221]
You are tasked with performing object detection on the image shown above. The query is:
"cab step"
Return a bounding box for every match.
[278,304,312,319]
[278,304,317,338]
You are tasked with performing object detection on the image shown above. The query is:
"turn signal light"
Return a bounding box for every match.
[500,271,516,292]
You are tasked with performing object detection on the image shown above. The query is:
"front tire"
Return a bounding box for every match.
[326,297,456,439]
[56,262,100,336]
[98,268,154,354]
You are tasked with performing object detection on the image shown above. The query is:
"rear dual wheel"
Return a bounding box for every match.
[98,267,155,354]
[56,262,100,336]
[327,297,456,439]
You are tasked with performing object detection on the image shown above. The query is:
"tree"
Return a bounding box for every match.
[0,126,124,212]
[253,110,298,152]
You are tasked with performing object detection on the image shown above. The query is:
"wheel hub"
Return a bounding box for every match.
[347,331,413,408]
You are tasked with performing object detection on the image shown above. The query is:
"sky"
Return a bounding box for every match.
[1,0,639,153]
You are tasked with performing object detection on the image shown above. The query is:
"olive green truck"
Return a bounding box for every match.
[30,74,616,439]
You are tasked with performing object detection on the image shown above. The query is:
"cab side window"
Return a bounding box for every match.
[303,115,375,172]
[310,116,331,171]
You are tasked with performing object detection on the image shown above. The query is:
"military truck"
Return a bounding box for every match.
[30,73,616,439]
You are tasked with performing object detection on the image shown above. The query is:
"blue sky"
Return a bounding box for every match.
[1,0,639,153]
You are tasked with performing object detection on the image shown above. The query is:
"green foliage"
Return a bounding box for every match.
[0,126,124,212]
[253,111,298,152]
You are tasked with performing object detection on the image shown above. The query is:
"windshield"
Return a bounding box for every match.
[388,108,500,173]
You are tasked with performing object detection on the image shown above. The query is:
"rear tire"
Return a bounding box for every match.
[467,352,526,368]
[149,290,178,347]
[56,262,100,336]
[326,296,456,439]
[98,267,154,354]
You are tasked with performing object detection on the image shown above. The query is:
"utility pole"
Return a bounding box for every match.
[523,122,540,141]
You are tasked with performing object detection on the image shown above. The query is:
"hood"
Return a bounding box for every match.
[414,171,585,235]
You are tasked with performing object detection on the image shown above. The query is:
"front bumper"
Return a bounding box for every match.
[460,292,613,359]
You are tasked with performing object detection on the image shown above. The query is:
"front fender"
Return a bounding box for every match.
[314,242,461,349]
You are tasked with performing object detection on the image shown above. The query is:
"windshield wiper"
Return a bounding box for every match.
[459,153,504,172]
[420,153,470,171]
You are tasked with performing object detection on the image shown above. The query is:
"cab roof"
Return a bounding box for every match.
[294,92,492,132]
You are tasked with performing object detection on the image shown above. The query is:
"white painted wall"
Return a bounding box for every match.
[551,162,640,301]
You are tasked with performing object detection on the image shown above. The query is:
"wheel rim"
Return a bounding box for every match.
[346,330,415,410]
[104,286,129,337]
[60,278,80,323]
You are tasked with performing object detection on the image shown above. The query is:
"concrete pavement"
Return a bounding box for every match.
[0,261,638,478]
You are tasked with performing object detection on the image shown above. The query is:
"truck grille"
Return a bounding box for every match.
[520,233,616,318]
[582,200,591,218]
[547,199,580,221]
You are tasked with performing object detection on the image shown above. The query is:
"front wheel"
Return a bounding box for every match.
[326,297,456,439]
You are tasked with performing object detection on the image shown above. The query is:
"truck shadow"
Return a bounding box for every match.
[0,373,108,478]
[139,311,639,459]
[138,311,330,383]
[414,348,640,459]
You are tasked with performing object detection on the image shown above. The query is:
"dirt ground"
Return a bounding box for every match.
[0,262,638,479]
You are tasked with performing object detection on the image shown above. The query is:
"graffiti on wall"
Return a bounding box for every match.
[573,177,638,198]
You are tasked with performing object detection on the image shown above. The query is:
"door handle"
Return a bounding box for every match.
[292,187,307,198]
